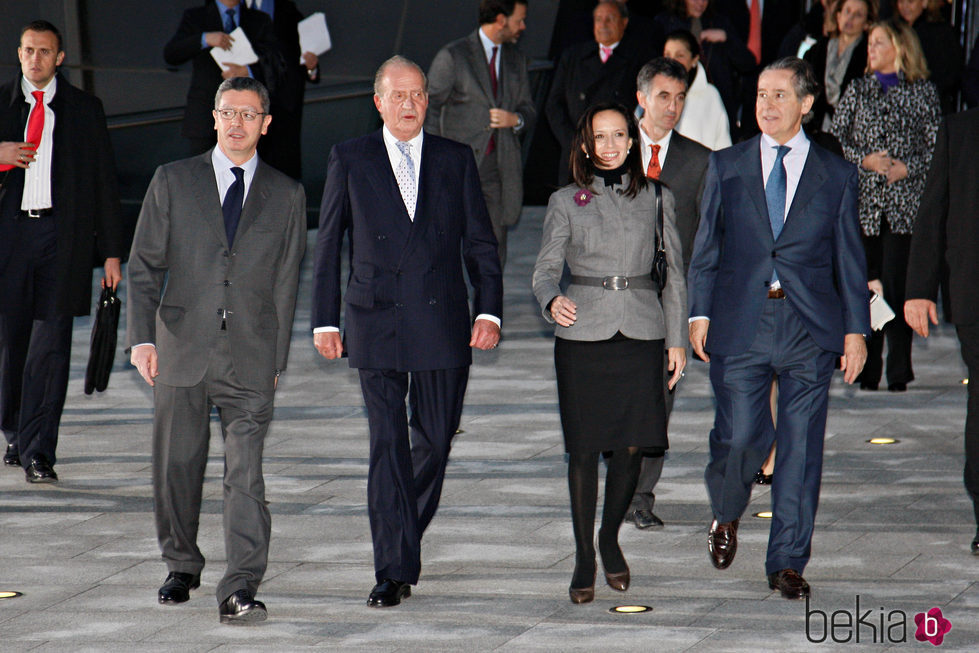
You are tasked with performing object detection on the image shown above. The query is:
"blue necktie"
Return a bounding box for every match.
[766,145,790,283]
[223,167,245,246]
[225,8,237,32]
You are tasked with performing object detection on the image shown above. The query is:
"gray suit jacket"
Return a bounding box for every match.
[126,151,307,391]
[533,176,686,348]
[426,30,535,227]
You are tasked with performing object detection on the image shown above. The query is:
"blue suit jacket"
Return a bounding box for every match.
[688,135,869,356]
[312,130,503,372]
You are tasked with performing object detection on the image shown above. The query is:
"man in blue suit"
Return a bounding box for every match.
[687,57,869,599]
[312,56,503,608]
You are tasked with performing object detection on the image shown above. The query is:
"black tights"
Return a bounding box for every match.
[568,447,642,588]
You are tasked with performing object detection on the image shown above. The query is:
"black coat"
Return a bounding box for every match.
[714,0,801,67]
[803,35,868,130]
[906,109,979,324]
[0,73,125,317]
[910,17,963,116]
[163,1,283,140]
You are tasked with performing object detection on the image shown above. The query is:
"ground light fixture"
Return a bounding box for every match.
[0,591,23,600]
[609,605,652,614]
[867,437,899,445]
[753,511,773,519]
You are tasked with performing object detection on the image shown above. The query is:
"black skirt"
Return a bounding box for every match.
[554,333,668,455]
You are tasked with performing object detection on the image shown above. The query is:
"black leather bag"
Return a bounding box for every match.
[84,286,121,394]
[651,180,667,293]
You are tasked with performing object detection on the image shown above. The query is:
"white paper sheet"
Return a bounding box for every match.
[298,12,332,64]
[210,27,259,69]
[870,292,896,332]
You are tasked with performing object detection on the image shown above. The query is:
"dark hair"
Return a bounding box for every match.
[21,20,62,52]
[570,102,646,199]
[827,0,877,39]
[762,56,818,100]
[595,0,629,20]
[214,76,271,114]
[664,29,700,59]
[479,0,527,25]
[667,0,712,19]
[637,57,689,95]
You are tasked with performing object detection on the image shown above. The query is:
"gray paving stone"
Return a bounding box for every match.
[1,209,977,651]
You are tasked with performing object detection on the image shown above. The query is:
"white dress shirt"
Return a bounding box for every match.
[211,145,259,207]
[314,127,499,333]
[20,75,56,211]
[639,125,673,173]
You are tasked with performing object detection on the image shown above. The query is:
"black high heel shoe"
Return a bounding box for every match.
[754,470,773,485]
[569,554,596,604]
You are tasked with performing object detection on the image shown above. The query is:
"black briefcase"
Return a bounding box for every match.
[84,286,121,394]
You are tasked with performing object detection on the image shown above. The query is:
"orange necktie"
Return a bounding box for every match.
[646,144,661,180]
[748,0,762,65]
[0,90,44,172]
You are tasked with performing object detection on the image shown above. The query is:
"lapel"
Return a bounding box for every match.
[399,134,436,264]
[191,151,231,247]
[661,131,686,179]
[466,31,495,103]
[234,159,270,243]
[783,145,828,234]
[362,130,412,235]
[737,135,771,236]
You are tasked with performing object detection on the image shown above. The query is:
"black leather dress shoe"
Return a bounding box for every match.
[4,444,20,467]
[971,528,979,555]
[25,455,57,483]
[367,579,411,608]
[219,589,267,624]
[888,382,907,392]
[158,571,201,604]
[626,509,664,529]
[768,568,811,599]
[753,470,773,485]
[708,519,738,569]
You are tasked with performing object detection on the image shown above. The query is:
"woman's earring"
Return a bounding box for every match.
[585,152,589,158]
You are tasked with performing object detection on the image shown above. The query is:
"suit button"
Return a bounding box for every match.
[222,251,229,257]
[429,298,437,305]
[396,302,405,308]
[771,251,777,258]
[396,269,402,276]
[377,234,386,240]
[224,280,231,286]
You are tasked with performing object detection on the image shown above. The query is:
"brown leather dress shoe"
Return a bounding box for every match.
[708,519,738,569]
[767,569,811,599]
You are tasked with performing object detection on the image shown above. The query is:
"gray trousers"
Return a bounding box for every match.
[152,331,274,603]
[478,152,507,267]
[630,350,678,512]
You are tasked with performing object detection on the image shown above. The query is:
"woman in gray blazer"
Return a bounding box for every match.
[533,102,687,604]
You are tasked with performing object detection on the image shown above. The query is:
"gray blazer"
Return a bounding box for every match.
[426,30,536,227]
[126,151,307,391]
[533,176,686,347]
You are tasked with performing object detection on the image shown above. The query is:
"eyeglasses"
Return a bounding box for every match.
[214,108,266,122]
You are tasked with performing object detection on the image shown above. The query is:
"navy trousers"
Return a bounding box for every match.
[705,298,837,575]
[358,366,469,584]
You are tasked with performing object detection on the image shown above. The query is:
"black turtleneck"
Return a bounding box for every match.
[593,163,628,187]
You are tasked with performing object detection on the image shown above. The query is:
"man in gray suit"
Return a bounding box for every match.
[426,0,535,266]
[127,76,306,624]
[627,57,711,530]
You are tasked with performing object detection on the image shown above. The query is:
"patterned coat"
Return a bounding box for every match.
[831,73,940,236]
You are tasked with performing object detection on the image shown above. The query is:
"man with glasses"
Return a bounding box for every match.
[127,76,306,624]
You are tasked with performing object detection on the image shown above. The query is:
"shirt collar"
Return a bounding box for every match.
[760,127,809,153]
[382,124,424,153]
[640,123,673,149]
[21,74,57,103]
[478,27,499,62]
[212,144,259,177]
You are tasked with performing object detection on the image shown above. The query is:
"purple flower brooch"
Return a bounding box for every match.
[574,188,594,207]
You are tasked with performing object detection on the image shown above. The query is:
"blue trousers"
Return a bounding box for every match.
[705,298,837,575]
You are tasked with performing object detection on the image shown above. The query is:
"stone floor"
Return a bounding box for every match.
[1,207,976,651]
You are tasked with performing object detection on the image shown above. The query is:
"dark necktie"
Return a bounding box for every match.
[0,91,44,172]
[225,8,237,32]
[766,145,790,283]
[223,167,245,246]
[486,46,499,157]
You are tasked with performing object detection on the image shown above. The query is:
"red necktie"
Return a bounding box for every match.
[486,46,499,157]
[0,90,44,172]
[646,144,661,180]
[748,0,762,65]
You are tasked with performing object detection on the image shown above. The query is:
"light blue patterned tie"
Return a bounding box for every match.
[766,145,790,283]
[395,141,417,220]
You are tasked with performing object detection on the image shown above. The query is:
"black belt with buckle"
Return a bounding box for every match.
[18,208,53,219]
[569,274,654,290]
